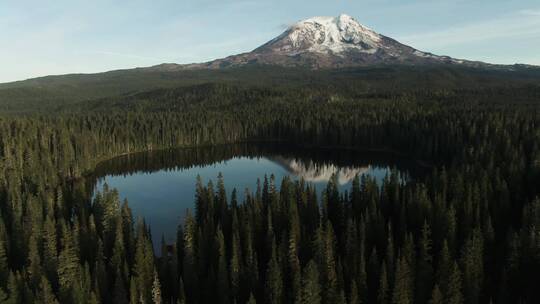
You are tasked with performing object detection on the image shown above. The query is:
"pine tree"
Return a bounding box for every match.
[357,241,368,304]
[416,221,434,303]
[349,280,359,304]
[356,223,368,302]
[325,175,343,237]
[243,223,258,300]
[113,272,128,304]
[367,247,380,303]
[351,174,362,217]
[436,240,452,296]
[461,230,483,304]
[300,260,321,304]
[121,201,134,264]
[266,238,283,304]
[230,231,241,301]
[344,219,359,281]
[216,227,230,304]
[0,288,8,303]
[27,233,42,289]
[377,262,389,304]
[88,292,100,304]
[247,293,257,304]
[130,277,138,304]
[134,223,155,303]
[182,210,197,301]
[76,263,93,304]
[402,234,416,284]
[216,172,228,224]
[42,214,58,285]
[177,277,186,304]
[94,240,107,302]
[385,225,395,289]
[288,228,302,304]
[429,285,444,304]
[446,206,457,252]
[57,225,80,303]
[152,270,162,304]
[446,262,463,304]
[324,223,340,304]
[37,276,59,304]
[392,256,412,304]
[6,271,20,304]
[336,288,347,304]
[111,218,126,281]
[0,231,8,289]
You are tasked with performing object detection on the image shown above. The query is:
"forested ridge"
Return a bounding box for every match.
[2,64,540,113]
[0,77,539,304]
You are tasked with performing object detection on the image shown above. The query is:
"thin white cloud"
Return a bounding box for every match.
[277,23,292,30]
[89,51,165,62]
[399,9,540,49]
[519,9,540,16]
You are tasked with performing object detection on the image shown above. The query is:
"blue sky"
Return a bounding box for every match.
[1,0,539,83]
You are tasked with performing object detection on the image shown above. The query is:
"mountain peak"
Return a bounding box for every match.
[257,14,382,56]
[193,14,480,69]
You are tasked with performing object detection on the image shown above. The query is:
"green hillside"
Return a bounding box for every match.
[1,64,540,113]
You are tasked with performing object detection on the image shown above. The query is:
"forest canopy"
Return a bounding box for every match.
[0,65,539,303]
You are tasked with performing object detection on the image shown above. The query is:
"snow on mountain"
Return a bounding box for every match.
[262,14,383,56]
[159,14,484,70]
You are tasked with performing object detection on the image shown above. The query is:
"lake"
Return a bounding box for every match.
[92,143,422,247]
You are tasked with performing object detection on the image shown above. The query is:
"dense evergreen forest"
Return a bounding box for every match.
[2,65,540,113]
[0,67,539,303]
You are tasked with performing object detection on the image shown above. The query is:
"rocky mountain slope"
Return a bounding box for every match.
[160,14,484,70]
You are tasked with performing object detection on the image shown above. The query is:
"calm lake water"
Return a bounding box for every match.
[92,143,421,247]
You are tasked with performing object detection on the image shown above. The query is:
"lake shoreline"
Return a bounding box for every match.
[82,139,433,180]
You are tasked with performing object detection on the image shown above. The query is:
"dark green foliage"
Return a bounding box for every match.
[392,256,413,304]
[265,239,283,304]
[301,260,321,304]
[446,262,464,304]
[416,222,434,303]
[429,285,444,304]
[0,72,538,304]
[378,262,389,304]
[0,226,8,289]
[1,64,540,113]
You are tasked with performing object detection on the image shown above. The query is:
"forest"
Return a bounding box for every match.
[0,68,539,303]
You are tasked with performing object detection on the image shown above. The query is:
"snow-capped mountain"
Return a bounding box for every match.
[187,14,476,69]
[259,14,384,56]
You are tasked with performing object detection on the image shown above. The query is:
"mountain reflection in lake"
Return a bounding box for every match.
[91,143,422,248]
[274,156,371,185]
